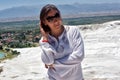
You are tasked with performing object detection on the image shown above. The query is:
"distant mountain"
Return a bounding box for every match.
[0,5,43,19]
[0,3,120,20]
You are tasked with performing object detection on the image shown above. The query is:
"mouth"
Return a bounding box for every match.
[55,24,61,29]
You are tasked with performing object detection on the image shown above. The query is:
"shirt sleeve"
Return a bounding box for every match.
[59,27,84,65]
[39,38,57,65]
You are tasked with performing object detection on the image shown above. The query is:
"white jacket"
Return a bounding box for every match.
[40,26,84,80]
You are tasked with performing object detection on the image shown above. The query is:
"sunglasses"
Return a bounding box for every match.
[46,12,60,22]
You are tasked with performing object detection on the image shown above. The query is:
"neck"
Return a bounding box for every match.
[50,25,64,39]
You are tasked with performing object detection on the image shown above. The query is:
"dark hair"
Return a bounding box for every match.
[40,4,60,22]
[39,4,60,32]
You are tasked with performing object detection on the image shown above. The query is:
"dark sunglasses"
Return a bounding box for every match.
[46,12,60,22]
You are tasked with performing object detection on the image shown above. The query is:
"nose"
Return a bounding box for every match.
[53,18,59,25]
[53,18,59,22]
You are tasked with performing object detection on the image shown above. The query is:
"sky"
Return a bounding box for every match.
[0,0,120,10]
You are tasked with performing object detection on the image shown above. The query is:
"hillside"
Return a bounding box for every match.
[0,3,120,20]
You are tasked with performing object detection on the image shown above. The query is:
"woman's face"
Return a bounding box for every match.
[44,9,63,32]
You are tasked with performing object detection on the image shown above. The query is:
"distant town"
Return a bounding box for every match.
[0,20,41,61]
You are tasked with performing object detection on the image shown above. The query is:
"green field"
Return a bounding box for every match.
[0,15,120,32]
[63,15,120,25]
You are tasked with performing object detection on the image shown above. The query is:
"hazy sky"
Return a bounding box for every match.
[0,0,120,10]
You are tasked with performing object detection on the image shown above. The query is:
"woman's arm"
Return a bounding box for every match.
[40,37,58,65]
[59,27,84,65]
[40,27,56,65]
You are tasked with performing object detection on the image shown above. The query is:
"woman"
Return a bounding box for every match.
[39,4,84,80]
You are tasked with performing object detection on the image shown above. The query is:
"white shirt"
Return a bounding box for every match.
[40,26,84,80]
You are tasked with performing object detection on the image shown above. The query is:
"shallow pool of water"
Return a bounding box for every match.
[0,52,5,59]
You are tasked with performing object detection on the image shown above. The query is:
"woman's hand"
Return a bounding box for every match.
[45,64,55,70]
